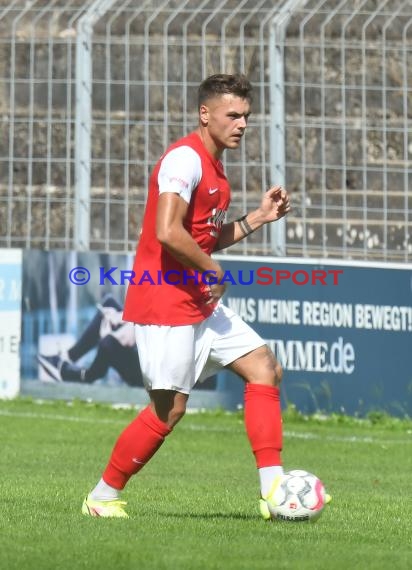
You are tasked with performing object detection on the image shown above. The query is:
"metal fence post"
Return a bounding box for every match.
[74,0,117,251]
[269,0,307,256]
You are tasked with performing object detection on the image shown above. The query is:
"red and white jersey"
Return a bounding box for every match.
[123,132,231,325]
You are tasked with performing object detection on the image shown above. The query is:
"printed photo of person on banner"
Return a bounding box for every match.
[21,250,145,392]
[37,293,143,388]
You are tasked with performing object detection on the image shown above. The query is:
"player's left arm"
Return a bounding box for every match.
[213,185,291,251]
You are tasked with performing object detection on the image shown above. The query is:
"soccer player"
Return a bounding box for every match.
[82,73,291,519]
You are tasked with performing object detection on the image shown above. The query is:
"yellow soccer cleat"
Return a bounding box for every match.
[325,493,332,505]
[259,498,272,521]
[81,495,129,518]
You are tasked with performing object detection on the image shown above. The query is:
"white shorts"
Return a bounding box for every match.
[134,303,265,394]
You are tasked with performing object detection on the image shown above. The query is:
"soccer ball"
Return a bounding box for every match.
[266,469,326,522]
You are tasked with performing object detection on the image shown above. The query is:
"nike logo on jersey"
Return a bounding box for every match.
[208,188,219,195]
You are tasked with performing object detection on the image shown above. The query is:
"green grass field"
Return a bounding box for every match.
[1,398,411,570]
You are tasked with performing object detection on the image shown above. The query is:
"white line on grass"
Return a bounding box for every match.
[0,409,119,424]
[0,408,411,445]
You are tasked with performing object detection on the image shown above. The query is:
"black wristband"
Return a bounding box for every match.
[237,214,253,236]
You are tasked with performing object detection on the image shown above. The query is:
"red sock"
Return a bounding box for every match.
[102,406,172,489]
[244,383,283,468]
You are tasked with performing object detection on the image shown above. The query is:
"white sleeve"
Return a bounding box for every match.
[157,145,202,204]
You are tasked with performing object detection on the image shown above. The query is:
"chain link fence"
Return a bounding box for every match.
[1,0,411,261]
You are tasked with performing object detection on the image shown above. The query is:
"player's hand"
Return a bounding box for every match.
[203,265,226,304]
[258,185,291,223]
[205,282,227,305]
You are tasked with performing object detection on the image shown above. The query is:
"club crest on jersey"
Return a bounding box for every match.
[207,208,226,237]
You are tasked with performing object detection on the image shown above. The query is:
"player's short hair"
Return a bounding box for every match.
[198,73,253,106]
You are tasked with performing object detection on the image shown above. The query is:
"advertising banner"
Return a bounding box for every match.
[19,249,412,415]
[218,255,412,416]
[0,248,22,398]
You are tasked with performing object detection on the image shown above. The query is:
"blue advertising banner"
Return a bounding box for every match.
[18,249,412,416]
[217,255,412,417]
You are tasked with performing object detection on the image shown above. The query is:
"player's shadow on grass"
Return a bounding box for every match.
[159,511,258,521]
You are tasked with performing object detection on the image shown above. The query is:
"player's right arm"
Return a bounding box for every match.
[155,147,226,303]
[156,193,226,303]
[156,192,220,275]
